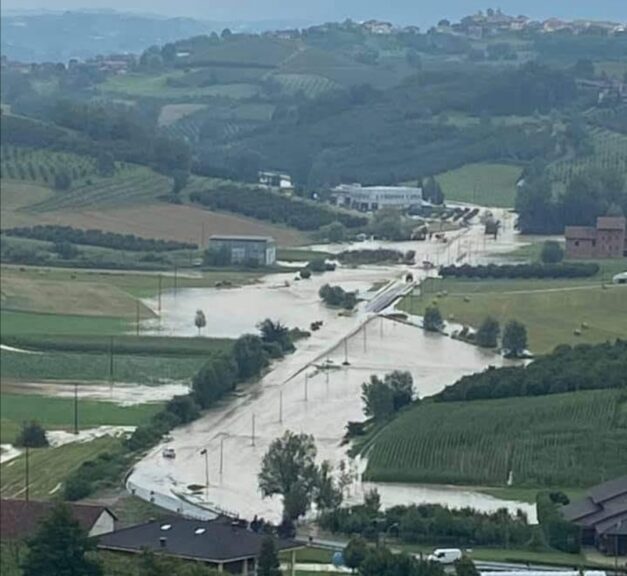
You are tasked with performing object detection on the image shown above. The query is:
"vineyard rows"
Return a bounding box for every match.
[0,145,99,186]
[365,389,626,487]
[27,166,171,212]
[548,127,627,187]
[273,73,339,97]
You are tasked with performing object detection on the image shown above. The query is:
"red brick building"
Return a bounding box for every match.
[565,216,626,259]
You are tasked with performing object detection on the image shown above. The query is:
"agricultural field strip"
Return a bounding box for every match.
[365,389,626,487]
[436,284,624,296]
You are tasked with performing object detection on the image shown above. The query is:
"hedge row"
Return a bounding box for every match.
[439,262,599,279]
[3,225,195,252]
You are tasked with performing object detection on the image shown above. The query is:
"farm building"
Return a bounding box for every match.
[560,475,627,555]
[0,499,116,540]
[258,171,293,192]
[208,235,276,266]
[565,216,627,259]
[98,516,302,575]
[334,183,423,212]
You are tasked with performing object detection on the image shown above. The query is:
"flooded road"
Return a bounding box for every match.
[129,209,535,522]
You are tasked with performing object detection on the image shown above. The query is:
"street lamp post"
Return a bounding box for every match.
[200,448,209,501]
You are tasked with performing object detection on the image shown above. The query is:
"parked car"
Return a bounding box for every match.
[427,548,462,564]
[162,448,176,459]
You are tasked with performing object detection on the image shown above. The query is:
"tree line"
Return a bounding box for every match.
[435,340,627,403]
[191,186,367,230]
[319,493,532,548]
[3,225,195,252]
[439,262,599,279]
[516,166,626,234]
[319,284,358,310]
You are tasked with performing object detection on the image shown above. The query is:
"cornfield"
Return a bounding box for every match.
[365,389,627,487]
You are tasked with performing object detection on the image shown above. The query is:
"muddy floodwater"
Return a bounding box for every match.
[130,210,536,522]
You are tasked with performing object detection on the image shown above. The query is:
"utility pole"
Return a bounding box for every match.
[363,323,367,353]
[173,265,178,296]
[304,374,309,402]
[343,338,349,365]
[279,390,283,424]
[251,414,256,447]
[74,381,79,435]
[220,436,224,476]
[157,275,163,316]
[109,336,114,390]
[325,361,330,394]
[25,447,30,502]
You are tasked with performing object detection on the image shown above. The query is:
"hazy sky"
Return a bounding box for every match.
[3,0,627,26]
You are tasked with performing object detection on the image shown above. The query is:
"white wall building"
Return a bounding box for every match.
[334,183,423,211]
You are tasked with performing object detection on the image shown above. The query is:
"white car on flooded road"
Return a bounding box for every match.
[161,447,176,459]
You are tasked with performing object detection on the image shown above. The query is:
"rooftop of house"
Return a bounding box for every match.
[589,475,627,504]
[0,499,116,541]
[564,226,597,240]
[561,476,627,528]
[596,216,626,231]
[98,516,301,563]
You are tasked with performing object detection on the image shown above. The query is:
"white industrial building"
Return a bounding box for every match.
[334,183,423,211]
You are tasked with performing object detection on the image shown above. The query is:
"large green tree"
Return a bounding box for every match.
[361,375,395,420]
[540,241,564,264]
[233,334,269,379]
[343,536,368,572]
[502,320,528,357]
[22,504,102,576]
[258,431,319,520]
[257,536,282,576]
[476,316,500,349]
[423,306,444,332]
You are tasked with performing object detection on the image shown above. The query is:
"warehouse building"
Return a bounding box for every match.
[208,235,276,266]
[333,183,423,211]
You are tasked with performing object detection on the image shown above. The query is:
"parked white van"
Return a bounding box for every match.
[427,548,463,564]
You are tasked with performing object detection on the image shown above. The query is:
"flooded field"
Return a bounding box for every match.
[2,380,189,406]
[129,210,535,522]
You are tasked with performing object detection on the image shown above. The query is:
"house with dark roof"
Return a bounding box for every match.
[0,499,116,540]
[98,516,302,575]
[561,475,627,555]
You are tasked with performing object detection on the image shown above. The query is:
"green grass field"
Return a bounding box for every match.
[0,437,122,500]
[434,163,522,208]
[365,389,627,487]
[0,348,208,384]
[101,72,261,100]
[0,265,261,335]
[0,393,161,442]
[400,271,627,354]
[0,310,130,336]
